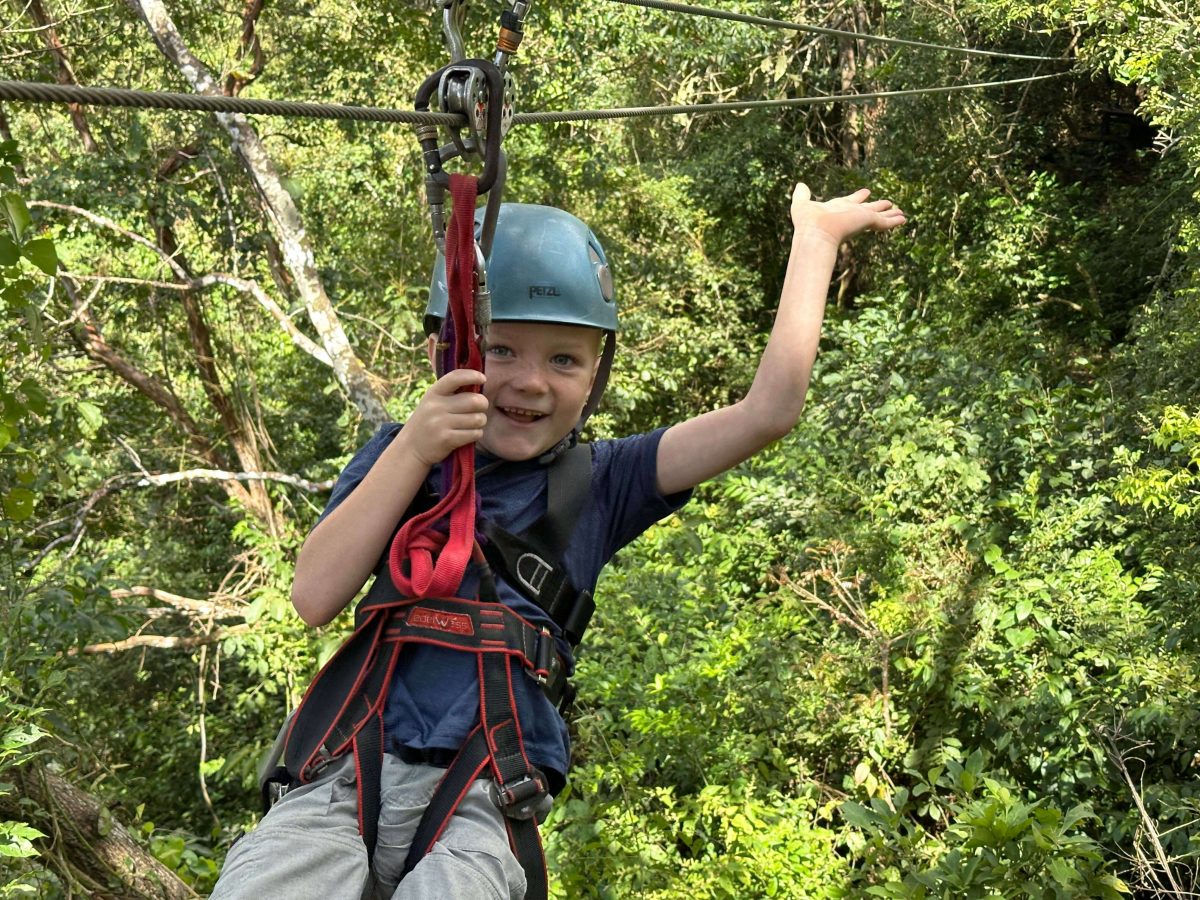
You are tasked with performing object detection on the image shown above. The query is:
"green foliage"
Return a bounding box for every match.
[2,0,1200,894]
[845,755,1128,898]
[1113,406,1200,519]
[0,138,55,899]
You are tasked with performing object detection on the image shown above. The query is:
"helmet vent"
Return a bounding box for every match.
[590,243,615,302]
[597,264,614,302]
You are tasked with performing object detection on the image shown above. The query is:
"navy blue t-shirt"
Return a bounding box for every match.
[317,424,691,783]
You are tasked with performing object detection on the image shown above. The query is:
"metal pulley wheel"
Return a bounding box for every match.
[438,65,517,158]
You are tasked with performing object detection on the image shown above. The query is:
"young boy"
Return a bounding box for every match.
[212,182,905,899]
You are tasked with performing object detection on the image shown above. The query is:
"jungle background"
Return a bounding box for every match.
[2,0,1198,896]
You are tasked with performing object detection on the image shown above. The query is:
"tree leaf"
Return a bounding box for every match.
[3,192,32,241]
[2,487,36,522]
[0,234,18,267]
[76,400,103,436]
[21,238,57,276]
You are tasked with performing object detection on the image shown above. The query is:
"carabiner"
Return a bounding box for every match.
[437,0,468,63]
[414,58,503,195]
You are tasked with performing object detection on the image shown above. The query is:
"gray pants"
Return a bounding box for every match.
[211,755,530,899]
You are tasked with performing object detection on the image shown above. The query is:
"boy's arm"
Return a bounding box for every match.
[656,183,906,496]
[291,368,488,626]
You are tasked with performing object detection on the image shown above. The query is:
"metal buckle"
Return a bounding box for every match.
[532,627,555,686]
[489,770,551,821]
[266,779,291,808]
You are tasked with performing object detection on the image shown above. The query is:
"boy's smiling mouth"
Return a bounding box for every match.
[498,405,547,423]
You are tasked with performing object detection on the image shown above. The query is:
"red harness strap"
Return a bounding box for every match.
[389,174,483,598]
[379,175,551,899]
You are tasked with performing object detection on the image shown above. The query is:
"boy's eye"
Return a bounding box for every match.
[487,345,513,358]
[551,353,578,367]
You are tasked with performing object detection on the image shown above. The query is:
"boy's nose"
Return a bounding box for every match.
[511,360,549,393]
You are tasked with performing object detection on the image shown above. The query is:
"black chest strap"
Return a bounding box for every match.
[480,441,595,646]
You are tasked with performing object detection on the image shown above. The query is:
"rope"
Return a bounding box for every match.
[0,73,1067,127]
[0,80,458,125]
[599,0,1065,62]
[513,73,1068,123]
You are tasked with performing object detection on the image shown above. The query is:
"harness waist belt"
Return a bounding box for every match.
[381,596,569,700]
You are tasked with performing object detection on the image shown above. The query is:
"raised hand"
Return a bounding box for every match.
[790,182,907,247]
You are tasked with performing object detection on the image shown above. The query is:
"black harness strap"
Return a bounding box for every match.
[399,725,547,897]
[353,712,385,862]
[481,443,596,645]
[398,650,549,899]
[403,726,493,858]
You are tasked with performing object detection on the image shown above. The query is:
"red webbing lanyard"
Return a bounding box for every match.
[388,174,482,598]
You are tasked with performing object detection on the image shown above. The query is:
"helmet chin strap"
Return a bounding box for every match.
[579,330,616,429]
[537,330,616,465]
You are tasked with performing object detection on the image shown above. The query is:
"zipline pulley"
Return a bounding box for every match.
[416,0,530,261]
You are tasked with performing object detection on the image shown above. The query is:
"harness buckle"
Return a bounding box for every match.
[533,627,554,685]
[489,769,551,821]
[266,779,291,807]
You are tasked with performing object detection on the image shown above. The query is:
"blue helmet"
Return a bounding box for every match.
[425,203,617,334]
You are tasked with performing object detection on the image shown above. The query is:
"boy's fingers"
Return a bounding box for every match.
[434,368,487,391]
[443,391,489,412]
[792,182,811,204]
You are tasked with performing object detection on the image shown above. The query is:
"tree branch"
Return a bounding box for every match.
[128,0,390,426]
[35,203,334,366]
[108,585,242,619]
[25,0,98,153]
[136,467,334,492]
[193,273,332,365]
[30,200,189,280]
[62,276,219,462]
[5,764,198,899]
[1104,730,1188,897]
[25,464,329,574]
[71,624,252,655]
[225,0,265,96]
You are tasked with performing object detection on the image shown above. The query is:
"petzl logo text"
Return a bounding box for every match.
[529,284,561,299]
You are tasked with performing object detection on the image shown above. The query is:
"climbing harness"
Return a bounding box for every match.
[262,434,596,900]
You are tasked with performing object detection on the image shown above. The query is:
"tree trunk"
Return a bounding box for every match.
[155,222,279,529]
[225,0,266,96]
[838,32,861,168]
[63,277,267,515]
[26,0,100,153]
[128,0,390,428]
[4,763,198,899]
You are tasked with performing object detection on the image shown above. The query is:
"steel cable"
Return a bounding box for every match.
[599,0,1064,62]
[0,80,459,125]
[1,73,1067,127]
[511,73,1067,124]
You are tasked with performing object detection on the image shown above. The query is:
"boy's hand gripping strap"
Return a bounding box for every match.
[389,173,483,598]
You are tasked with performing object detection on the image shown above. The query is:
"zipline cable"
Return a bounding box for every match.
[599,0,1065,63]
[0,80,459,125]
[513,73,1067,123]
[0,73,1067,126]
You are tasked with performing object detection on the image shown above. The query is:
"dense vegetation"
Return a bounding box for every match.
[2,0,1198,896]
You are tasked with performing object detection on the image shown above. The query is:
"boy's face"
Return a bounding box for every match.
[477,320,602,461]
